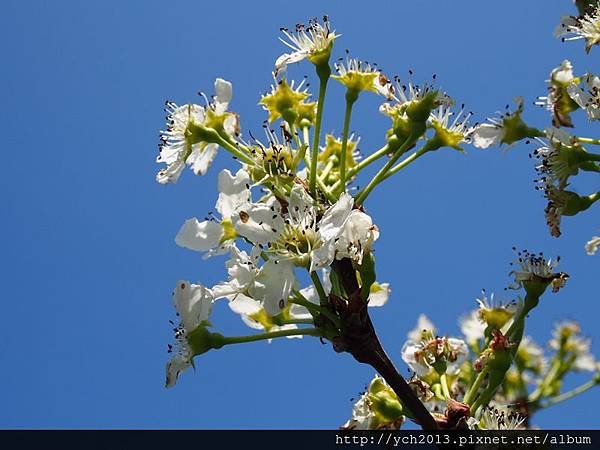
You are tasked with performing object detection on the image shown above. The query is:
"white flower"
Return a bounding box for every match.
[275,17,338,74]
[535,60,577,126]
[342,375,404,430]
[212,245,299,316]
[156,78,235,184]
[459,309,486,345]
[509,249,566,292]
[232,186,378,271]
[585,235,600,255]
[401,316,468,376]
[342,392,375,430]
[175,169,251,257]
[427,104,474,150]
[166,281,214,388]
[332,57,393,98]
[567,73,600,120]
[475,407,525,430]
[555,7,600,53]
[381,77,451,118]
[533,128,578,191]
[550,321,597,371]
[333,210,380,265]
[471,98,524,149]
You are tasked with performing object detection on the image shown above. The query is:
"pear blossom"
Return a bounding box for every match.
[585,235,600,255]
[175,169,251,257]
[550,321,597,372]
[472,407,525,430]
[332,57,394,98]
[401,316,468,376]
[476,291,518,330]
[535,60,578,127]
[212,245,299,316]
[471,97,532,149]
[509,249,568,293]
[567,73,600,120]
[342,376,404,430]
[232,185,379,271]
[555,7,600,53]
[380,76,451,123]
[533,128,579,191]
[426,104,474,151]
[166,281,214,388]
[342,392,375,430]
[275,17,338,75]
[156,78,235,184]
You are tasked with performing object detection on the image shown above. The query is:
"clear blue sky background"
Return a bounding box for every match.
[2,0,598,429]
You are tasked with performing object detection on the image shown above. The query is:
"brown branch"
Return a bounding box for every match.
[330,259,439,431]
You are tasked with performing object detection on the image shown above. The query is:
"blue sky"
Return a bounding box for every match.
[2,0,598,429]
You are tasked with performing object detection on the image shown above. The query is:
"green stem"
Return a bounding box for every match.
[529,357,562,402]
[277,318,315,326]
[440,373,451,399]
[290,293,341,329]
[464,367,488,406]
[338,95,356,194]
[382,147,429,181]
[467,297,536,408]
[537,378,598,410]
[580,161,600,173]
[355,132,421,206]
[584,153,600,162]
[215,135,255,166]
[309,74,329,197]
[577,136,600,146]
[221,328,323,345]
[471,383,497,414]
[348,144,390,177]
[310,271,329,307]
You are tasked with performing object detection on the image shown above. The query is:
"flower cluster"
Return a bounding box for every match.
[155,12,599,431]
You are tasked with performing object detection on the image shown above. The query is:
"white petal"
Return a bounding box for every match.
[585,236,600,255]
[228,293,262,316]
[407,314,436,342]
[288,184,316,227]
[187,143,218,176]
[459,310,486,344]
[156,159,185,184]
[401,341,429,377]
[275,50,308,74]
[368,282,390,307]
[165,353,191,388]
[175,218,223,253]
[335,210,379,264]
[446,338,469,374]
[318,193,354,241]
[216,168,251,219]
[233,202,284,244]
[172,281,214,332]
[249,259,298,316]
[309,240,336,272]
[471,124,504,149]
[214,78,233,108]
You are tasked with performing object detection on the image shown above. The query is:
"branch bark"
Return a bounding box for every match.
[330,258,439,431]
